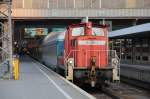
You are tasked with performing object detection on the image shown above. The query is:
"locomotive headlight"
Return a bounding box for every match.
[69,60,73,64]
[67,58,74,67]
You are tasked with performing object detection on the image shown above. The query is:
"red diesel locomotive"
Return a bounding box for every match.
[64,22,109,86]
[32,21,120,87]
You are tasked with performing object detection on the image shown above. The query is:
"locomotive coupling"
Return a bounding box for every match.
[90,57,96,87]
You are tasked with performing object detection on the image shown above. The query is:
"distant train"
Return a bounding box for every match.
[31,21,120,87]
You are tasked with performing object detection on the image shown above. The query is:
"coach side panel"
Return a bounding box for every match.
[42,41,57,70]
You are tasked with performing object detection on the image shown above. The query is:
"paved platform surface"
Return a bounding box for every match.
[0,56,95,99]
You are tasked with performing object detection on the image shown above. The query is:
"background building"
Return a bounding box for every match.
[11,0,150,18]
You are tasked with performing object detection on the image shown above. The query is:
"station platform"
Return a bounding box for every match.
[0,56,95,99]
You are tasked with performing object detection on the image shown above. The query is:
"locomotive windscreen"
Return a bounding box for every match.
[72,27,104,36]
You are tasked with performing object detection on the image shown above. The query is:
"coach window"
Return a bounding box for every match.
[72,27,84,36]
[92,27,104,36]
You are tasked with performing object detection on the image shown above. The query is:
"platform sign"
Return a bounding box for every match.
[52,28,66,33]
[24,28,48,38]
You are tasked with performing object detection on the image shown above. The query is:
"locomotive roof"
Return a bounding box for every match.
[69,22,108,28]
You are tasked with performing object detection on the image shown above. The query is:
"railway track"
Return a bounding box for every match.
[81,86,112,99]
[121,76,150,90]
[84,82,150,99]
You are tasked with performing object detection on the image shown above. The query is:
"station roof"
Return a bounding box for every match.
[109,23,150,38]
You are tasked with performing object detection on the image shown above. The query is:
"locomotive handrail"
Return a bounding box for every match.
[114,50,120,82]
[64,50,80,66]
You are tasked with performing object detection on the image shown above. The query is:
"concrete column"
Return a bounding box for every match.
[8,2,13,77]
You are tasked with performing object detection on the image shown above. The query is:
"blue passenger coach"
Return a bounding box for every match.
[41,31,65,70]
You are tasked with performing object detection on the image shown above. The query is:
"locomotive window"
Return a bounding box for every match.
[92,28,104,36]
[72,27,84,36]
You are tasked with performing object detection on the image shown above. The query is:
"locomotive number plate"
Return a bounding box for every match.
[78,40,105,45]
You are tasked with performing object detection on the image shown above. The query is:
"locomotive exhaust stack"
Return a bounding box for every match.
[85,22,93,36]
